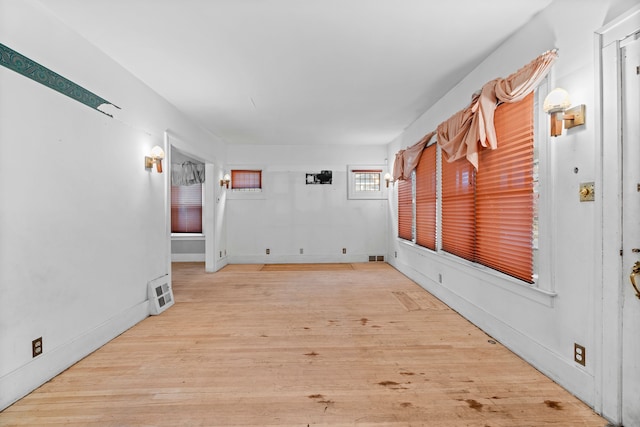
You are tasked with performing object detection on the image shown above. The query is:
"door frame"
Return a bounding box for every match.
[595,5,640,424]
[164,131,219,282]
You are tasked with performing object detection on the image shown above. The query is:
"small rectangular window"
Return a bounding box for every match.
[231,170,262,191]
[353,170,382,192]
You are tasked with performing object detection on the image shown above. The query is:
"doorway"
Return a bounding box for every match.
[164,132,218,281]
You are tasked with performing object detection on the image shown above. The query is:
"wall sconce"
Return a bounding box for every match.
[220,173,231,188]
[145,145,165,173]
[543,88,586,137]
[384,172,394,188]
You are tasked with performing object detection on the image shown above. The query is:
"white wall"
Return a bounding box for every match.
[385,0,638,422]
[226,144,389,263]
[0,0,226,410]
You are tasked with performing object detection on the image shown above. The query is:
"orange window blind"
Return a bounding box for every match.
[171,184,202,233]
[231,170,262,190]
[475,92,534,283]
[397,178,413,241]
[441,156,475,261]
[415,144,437,250]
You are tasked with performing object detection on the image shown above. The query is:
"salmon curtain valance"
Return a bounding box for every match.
[474,49,558,154]
[393,131,436,180]
[394,49,558,173]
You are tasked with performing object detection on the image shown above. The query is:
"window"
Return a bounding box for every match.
[171,183,202,233]
[354,170,381,192]
[441,93,534,282]
[400,92,536,284]
[441,155,476,260]
[231,170,262,191]
[397,173,414,241]
[347,165,387,199]
[475,93,534,282]
[415,144,437,250]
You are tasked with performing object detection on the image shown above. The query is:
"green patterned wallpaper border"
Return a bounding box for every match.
[0,43,119,116]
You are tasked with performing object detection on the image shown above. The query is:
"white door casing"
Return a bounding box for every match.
[596,5,640,425]
[621,34,640,427]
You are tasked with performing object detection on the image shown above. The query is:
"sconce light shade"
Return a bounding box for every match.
[384,172,393,188]
[543,88,571,113]
[145,145,165,173]
[543,88,585,137]
[220,173,231,188]
[150,145,165,159]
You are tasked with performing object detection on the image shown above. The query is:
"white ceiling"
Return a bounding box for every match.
[39,0,553,146]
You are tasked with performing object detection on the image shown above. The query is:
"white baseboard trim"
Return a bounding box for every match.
[171,253,206,262]
[228,254,379,264]
[0,301,149,411]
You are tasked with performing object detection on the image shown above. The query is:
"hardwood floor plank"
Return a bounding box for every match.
[0,263,606,426]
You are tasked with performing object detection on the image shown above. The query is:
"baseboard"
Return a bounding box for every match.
[171,253,206,262]
[0,301,149,411]
[228,254,375,264]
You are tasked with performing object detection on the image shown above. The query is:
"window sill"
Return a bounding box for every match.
[398,239,557,307]
[171,233,205,241]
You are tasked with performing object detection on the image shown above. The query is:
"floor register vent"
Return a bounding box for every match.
[148,275,174,315]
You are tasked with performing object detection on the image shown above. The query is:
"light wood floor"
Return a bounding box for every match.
[1,262,607,426]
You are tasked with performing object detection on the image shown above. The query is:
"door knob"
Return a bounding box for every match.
[631,261,640,299]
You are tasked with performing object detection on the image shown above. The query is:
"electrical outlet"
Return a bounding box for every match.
[438,273,443,284]
[266,248,270,255]
[300,248,304,254]
[342,248,347,254]
[32,337,43,358]
[394,251,397,258]
[574,343,586,366]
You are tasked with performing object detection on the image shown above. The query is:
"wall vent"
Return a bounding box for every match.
[369,255,385,262]
[148,275,174,315]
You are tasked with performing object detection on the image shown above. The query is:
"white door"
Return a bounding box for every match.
[621,34,640,427]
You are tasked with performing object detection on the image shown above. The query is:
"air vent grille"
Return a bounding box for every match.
[148,276,174,315]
